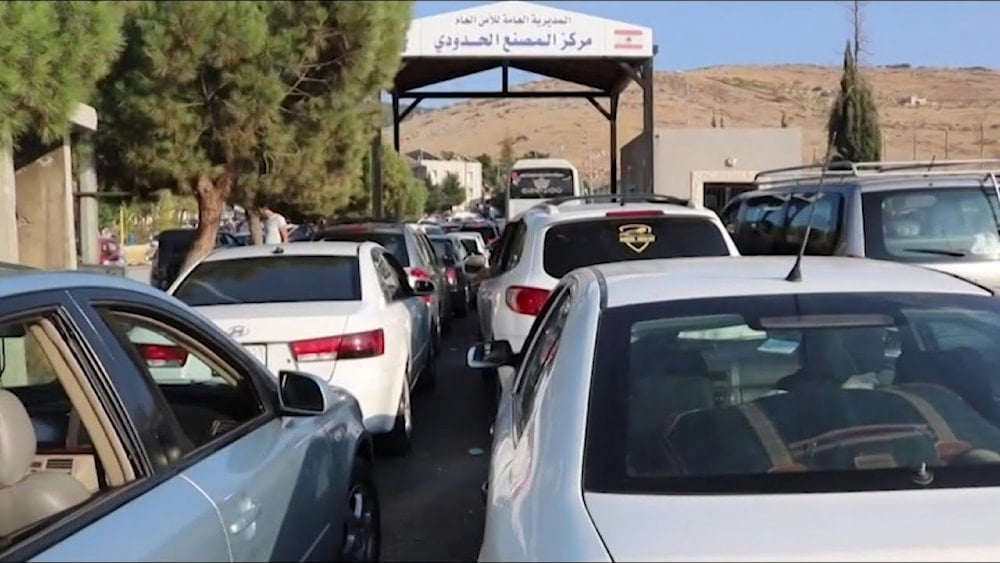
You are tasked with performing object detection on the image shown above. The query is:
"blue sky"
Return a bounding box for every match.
[407,1,998,107]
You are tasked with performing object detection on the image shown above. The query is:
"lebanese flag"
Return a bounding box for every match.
[614,28,644,50]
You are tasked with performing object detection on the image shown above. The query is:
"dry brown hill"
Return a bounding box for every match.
[387,65,1000,185]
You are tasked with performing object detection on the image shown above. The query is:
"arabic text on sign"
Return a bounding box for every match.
[433,32,594,53]
[453,12,573,28]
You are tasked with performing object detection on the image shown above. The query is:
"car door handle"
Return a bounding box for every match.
[229,498,261,535]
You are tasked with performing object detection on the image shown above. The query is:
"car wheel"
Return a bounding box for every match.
[340,457,381,562]
[380,381,413,455]
[415,343,438,393]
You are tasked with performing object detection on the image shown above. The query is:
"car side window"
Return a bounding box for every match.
[372,251,405,301]
[382,253,414,296]
[495,221,527,274]
[513,285,573,437]
[413,233,436,267]
[734,194,789,255]
[784,192,844,256]
[97,309,266,449]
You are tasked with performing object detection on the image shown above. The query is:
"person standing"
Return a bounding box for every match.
[260,205,290,244]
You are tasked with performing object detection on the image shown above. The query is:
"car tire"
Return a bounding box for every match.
[415,345,438,394]
[339,457,381,562]
[380,382,413,455]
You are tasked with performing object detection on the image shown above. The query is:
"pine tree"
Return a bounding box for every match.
[0,2,126,261]
[97,1,413,267]
[827,40,883,162]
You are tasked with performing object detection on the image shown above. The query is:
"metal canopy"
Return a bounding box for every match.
[376,0,657,218]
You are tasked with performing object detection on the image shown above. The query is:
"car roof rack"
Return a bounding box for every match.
[541,193,692,207]
[755,158,1000,186]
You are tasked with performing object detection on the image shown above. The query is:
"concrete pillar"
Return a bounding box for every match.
[15,140,77,270]
[0,139,19,263]
[77,133,99,265]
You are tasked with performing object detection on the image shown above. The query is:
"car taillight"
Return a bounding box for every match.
[445,267,458,286]
[137,344,189,367]
[407,268,434,304]
[505,286,551,316]
[290,329,385,362]
[605,210,664,218]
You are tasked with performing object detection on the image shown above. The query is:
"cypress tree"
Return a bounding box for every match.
[827,40,883,162]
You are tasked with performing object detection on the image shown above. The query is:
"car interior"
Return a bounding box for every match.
[0,317,136,542]
[625,313,1000,477]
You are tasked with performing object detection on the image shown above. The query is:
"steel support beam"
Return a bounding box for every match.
[641,55,656,194]
[397,90,607,100]
[610,93,620,195]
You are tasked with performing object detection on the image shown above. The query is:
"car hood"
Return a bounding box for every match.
[584,488,1000,561]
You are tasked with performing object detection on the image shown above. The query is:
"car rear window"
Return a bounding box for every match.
[172,256,361,306]
[428,238,456,263]
[459,224,499,242]
[862,187,1000,263]
[315,231,409,266]
[156,230,196,257]
[586,291,1000,495]
[542,217,731,278]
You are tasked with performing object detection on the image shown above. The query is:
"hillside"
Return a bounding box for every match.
[386,65,1000,184]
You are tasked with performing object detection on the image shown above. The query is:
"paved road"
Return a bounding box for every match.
[377,313,495,562]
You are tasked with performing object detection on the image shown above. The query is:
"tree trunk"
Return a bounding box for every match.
[247,208,264,245]
[183,173,231,271]
[0,134,20,263]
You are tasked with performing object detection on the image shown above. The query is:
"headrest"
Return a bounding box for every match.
[0,389,36,487]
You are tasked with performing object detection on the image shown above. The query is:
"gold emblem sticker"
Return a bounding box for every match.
[618,224,656,253]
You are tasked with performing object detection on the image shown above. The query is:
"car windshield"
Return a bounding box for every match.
[510,167,575,199]
[543,217,731,278]
[315,230,410,266]
[585,291,1000,495]
[862,187,1000,262]
[173,256,361,306]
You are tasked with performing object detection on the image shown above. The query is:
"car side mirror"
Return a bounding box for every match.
[464,254,487,274]
[413,279,436,295]
[278,370,331,416]
[467,340,516,369]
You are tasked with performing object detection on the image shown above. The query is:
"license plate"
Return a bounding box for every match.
[243,344,266,365]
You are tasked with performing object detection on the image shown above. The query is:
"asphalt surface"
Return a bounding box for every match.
[376,313,495,562]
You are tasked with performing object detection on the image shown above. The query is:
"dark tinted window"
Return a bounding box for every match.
[428,238,457,264]
[510,168,575,199]
[733,192,843,256]
[862,188,1000,263]
[173,256,361,306]
[315,230,409,266]
[586,292,1000,495]
[543,217,730,278]
[459,224,499,242]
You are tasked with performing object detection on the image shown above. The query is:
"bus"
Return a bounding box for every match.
[507,158,581,219]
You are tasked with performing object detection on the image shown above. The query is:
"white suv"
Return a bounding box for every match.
[476,195,740,362]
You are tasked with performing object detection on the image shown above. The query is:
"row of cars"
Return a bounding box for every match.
[0,214,504,561]
[464,160,1000,561]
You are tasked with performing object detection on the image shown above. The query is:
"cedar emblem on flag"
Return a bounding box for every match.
[614,28,644,50]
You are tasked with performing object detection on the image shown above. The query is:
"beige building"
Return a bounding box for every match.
[406,149,484,210]
[621,128,803,212]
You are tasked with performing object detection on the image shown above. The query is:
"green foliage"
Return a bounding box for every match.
[382,149,427,219]
[827,41,883,162]
[440,172,465,207]
[0,2,126,142]
[97,0,413,212]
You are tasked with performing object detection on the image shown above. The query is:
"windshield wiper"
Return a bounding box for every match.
[900,248,967,257]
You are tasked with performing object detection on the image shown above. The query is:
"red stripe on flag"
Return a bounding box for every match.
[614,29,643,36]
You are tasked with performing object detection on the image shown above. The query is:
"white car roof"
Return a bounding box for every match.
[199,241,369,262]
[519,201,719,229]
[589,256,990,309]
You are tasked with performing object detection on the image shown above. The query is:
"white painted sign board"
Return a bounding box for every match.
[404,0,653,59]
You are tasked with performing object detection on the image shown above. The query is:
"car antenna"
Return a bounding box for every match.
[784,132,839,282]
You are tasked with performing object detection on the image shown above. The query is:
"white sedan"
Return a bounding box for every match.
[167,240,436,453]
[468,255,1000,561]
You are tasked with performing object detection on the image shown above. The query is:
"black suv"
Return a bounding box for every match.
[150,229,243,290]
